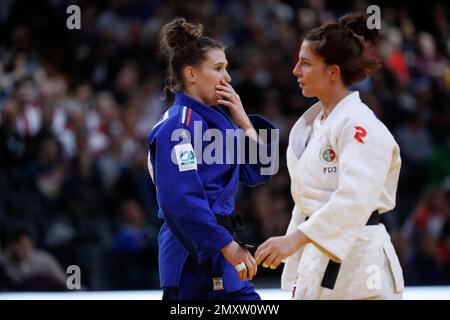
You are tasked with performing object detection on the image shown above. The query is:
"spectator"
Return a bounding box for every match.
[112,200,158,289]
[1,225,67,291]
[0,0,449,289]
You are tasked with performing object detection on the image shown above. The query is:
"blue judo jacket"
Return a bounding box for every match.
[147,93,277,292]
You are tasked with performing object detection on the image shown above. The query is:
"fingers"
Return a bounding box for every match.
[246,254,257,281]
[239,264,247,281]
[255,239,282,269]
[255,241,269,265]
[261,251,277,269]
[270,257,283,270]
[256,249,271,267]
[249,254,258,277]
[216,82,239,99]
[220,78,233,88]
[216,85,237,96]
[216,82,234,92]
[245,260,253,281]
[216,90,235,102]
[216,90,239,105]
[217,99,234,109]
[235,251,258,282]
[255,241,265,255]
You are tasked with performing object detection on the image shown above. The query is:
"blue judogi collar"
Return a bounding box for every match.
[174,92,235,130]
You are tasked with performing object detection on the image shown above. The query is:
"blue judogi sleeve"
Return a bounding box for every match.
[151,116,234,264]
[239,114,278,186]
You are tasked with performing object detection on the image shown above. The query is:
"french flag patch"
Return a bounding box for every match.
[181,106,192,126]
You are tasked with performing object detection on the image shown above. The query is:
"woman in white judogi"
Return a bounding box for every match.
[255,12,404,300]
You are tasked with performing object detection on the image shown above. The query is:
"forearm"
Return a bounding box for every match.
[243,126,259,141]
[288,229,311,252]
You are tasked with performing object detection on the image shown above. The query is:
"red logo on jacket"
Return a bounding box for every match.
[354,126,367,144]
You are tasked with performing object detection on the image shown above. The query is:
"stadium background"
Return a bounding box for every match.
[0,0,449,293]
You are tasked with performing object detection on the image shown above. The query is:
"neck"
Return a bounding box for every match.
[184,88,207,106]
[318,85,351,119]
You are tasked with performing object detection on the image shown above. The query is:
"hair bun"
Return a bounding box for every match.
[160,17,204,53]
[339,12,378,44]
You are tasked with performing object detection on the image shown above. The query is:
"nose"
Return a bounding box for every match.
[223,69,232,83]
[292,61,302,78]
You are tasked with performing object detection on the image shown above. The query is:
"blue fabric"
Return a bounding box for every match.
[162,255,261,300]
[147,93,276,295]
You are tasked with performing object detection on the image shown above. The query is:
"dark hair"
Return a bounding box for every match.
[6,224,34,245]
[160,17,224,96]
[304,12,382,86]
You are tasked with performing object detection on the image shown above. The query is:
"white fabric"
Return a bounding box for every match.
[281,92,404,299]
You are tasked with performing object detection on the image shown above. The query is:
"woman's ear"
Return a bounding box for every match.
[329,65,341,82]
[184,66,196,83]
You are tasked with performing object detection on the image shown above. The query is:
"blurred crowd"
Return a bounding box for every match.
[0,0,449,291]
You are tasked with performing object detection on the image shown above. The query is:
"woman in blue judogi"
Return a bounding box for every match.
[147,18,277,300]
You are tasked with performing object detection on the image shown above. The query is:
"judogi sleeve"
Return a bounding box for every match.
[152,118,233,263]
[239,114,278,186]
[298,120,396,263]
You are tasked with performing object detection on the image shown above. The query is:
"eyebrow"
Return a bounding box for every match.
[213,62,228,67]
[300,56,311,62]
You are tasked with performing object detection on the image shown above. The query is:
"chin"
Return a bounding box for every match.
[301,88,310,97]
[301,88,316,98]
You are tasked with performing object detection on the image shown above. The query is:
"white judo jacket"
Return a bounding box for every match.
[281,91,404,299]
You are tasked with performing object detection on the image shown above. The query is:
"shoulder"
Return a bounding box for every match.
[353,102,394,141]
[330,100,396,148]
[327,92,395,146]
[148,105,206,141]
[33,250,60,266]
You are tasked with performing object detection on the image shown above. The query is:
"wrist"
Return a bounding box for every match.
[289,230,308,251]
[220,240,235,254]
[239,120,253,132]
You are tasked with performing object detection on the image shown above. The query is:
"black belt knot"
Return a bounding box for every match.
[215,211,256,251]
[215,211,245,233]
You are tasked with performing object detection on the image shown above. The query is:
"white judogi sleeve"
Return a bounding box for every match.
[298,119,399,263]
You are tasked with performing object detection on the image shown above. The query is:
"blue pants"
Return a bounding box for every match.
[162,282,260,300]
[162,256,260,300]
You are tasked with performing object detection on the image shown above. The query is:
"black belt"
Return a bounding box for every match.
[215,211,245,233]
[215,211,256,251]
[305,210,381,290]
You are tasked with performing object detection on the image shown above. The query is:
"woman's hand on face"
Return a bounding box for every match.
[221,240,258,281]
[216,79,254,132]
[255,231,308,270]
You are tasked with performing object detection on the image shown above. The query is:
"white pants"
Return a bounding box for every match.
[361,254,403,300]
[291,225,404,300]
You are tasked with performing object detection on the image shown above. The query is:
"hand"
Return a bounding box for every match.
[255,231,308,270]
[216,79,255,134]
[221,240,257,281]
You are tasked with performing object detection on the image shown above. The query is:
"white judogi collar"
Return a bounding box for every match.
[289,91,361,161]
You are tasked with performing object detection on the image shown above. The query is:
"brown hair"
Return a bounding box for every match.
[305,12,382,86]
[160,17,224,95]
